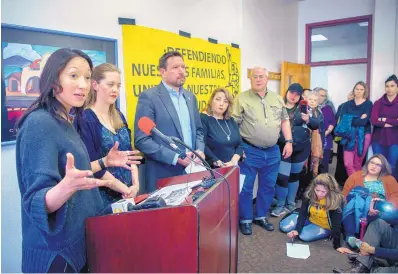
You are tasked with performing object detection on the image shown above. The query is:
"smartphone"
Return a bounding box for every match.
[300,100,308,114]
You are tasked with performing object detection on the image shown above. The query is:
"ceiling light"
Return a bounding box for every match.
[358,22,368,27]
[311,34,328,42]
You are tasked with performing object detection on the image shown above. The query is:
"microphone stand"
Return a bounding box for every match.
[170,136,216,179]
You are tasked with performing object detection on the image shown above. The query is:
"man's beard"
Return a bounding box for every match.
[173,78,185,87]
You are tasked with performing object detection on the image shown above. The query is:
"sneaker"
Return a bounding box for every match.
[285,204,296,213]
[271,206,287,217]
[271,198,278,207]
[346,236,360,249]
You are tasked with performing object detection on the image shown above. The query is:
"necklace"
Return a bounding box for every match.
[92,107,115,134]
[214,116,231,141]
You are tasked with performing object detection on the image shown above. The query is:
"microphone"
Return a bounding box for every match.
[110,198,135,214]
[138,116,215,179]
[300,100,308,114]
[138,116,186,158]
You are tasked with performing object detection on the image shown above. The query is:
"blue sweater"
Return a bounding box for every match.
[336,99,373,134]
[16,109,104,273]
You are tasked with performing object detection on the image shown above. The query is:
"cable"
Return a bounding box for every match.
[159,136,232,271]
[185,158,233,273]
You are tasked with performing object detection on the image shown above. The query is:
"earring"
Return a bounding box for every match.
[52,89,55,97]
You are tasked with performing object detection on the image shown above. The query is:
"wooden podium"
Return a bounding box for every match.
[85,166,239,273]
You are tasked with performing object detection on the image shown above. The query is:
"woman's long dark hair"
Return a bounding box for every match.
[16,48,93,130]
[385,74,398,86]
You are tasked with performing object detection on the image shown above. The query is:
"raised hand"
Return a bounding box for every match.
[105,141,142,170]
[64,153,113,191]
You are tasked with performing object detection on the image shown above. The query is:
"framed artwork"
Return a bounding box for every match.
[1,24,118,144]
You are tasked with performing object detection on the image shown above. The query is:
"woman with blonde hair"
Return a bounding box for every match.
[280,174,352,254]
[335,81,373,176]
[74,63,139,206]
[200,87,243,167]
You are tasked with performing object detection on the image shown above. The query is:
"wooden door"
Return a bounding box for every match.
[280,62,311,97]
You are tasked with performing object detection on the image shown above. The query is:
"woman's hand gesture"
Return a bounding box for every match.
[63,153,113,191]
[105,142,142,170]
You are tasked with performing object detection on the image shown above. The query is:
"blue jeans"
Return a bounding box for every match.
[342,212,379,238]
[280,213,331,242]
[239,143,280,223]
[372,142,398,180]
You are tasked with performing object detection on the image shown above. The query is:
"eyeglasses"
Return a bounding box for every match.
[369,160,383,168]
[252,75,266,80]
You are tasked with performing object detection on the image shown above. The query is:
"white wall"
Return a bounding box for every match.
[242,0,298,93]
[1,0,242,272]
[298,0,375,64]
[396,3,398,72]
[371,0,398,101]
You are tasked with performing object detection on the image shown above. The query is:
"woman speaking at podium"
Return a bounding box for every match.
[200,88,243,168]
[15,49,141,273]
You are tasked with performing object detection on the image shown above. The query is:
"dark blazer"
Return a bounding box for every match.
[134,82,205,193]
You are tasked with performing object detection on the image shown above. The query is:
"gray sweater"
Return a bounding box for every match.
[16,109,104,273]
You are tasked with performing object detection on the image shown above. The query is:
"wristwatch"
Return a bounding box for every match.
[286,139,293,144]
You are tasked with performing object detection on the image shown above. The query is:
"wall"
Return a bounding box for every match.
[1,0,242,272]
[371,0,398,101]
[396,3,398,72]
[242,0,298,93]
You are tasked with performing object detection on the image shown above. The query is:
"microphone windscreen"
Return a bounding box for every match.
[138,116,156,135]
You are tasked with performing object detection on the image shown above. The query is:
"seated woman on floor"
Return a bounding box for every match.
[341,154,398,249]
[280,174,353,254]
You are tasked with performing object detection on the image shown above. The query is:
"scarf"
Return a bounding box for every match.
[310,109,323,177]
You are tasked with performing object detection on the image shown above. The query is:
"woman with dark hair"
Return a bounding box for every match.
[271,84,323,217]
[74,63,140,206]
[15,48,141,273]
[200,87,243,167]
[336,81,373,176]
[371,75,398,180]
[342,154,398,248]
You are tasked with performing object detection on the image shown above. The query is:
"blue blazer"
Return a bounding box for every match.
[134,82,205,192]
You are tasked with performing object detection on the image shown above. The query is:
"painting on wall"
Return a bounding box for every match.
[1,24,117,144]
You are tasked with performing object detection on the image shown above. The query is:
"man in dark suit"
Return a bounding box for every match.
[134,51,205,193]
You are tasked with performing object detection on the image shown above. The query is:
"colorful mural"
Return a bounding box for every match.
[2,42,106,141]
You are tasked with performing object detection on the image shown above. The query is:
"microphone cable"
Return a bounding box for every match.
[185,157,233,273]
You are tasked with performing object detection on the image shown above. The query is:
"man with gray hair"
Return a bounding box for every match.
[233,67,293,235]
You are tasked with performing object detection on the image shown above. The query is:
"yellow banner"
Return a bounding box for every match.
[121,25,241,134]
